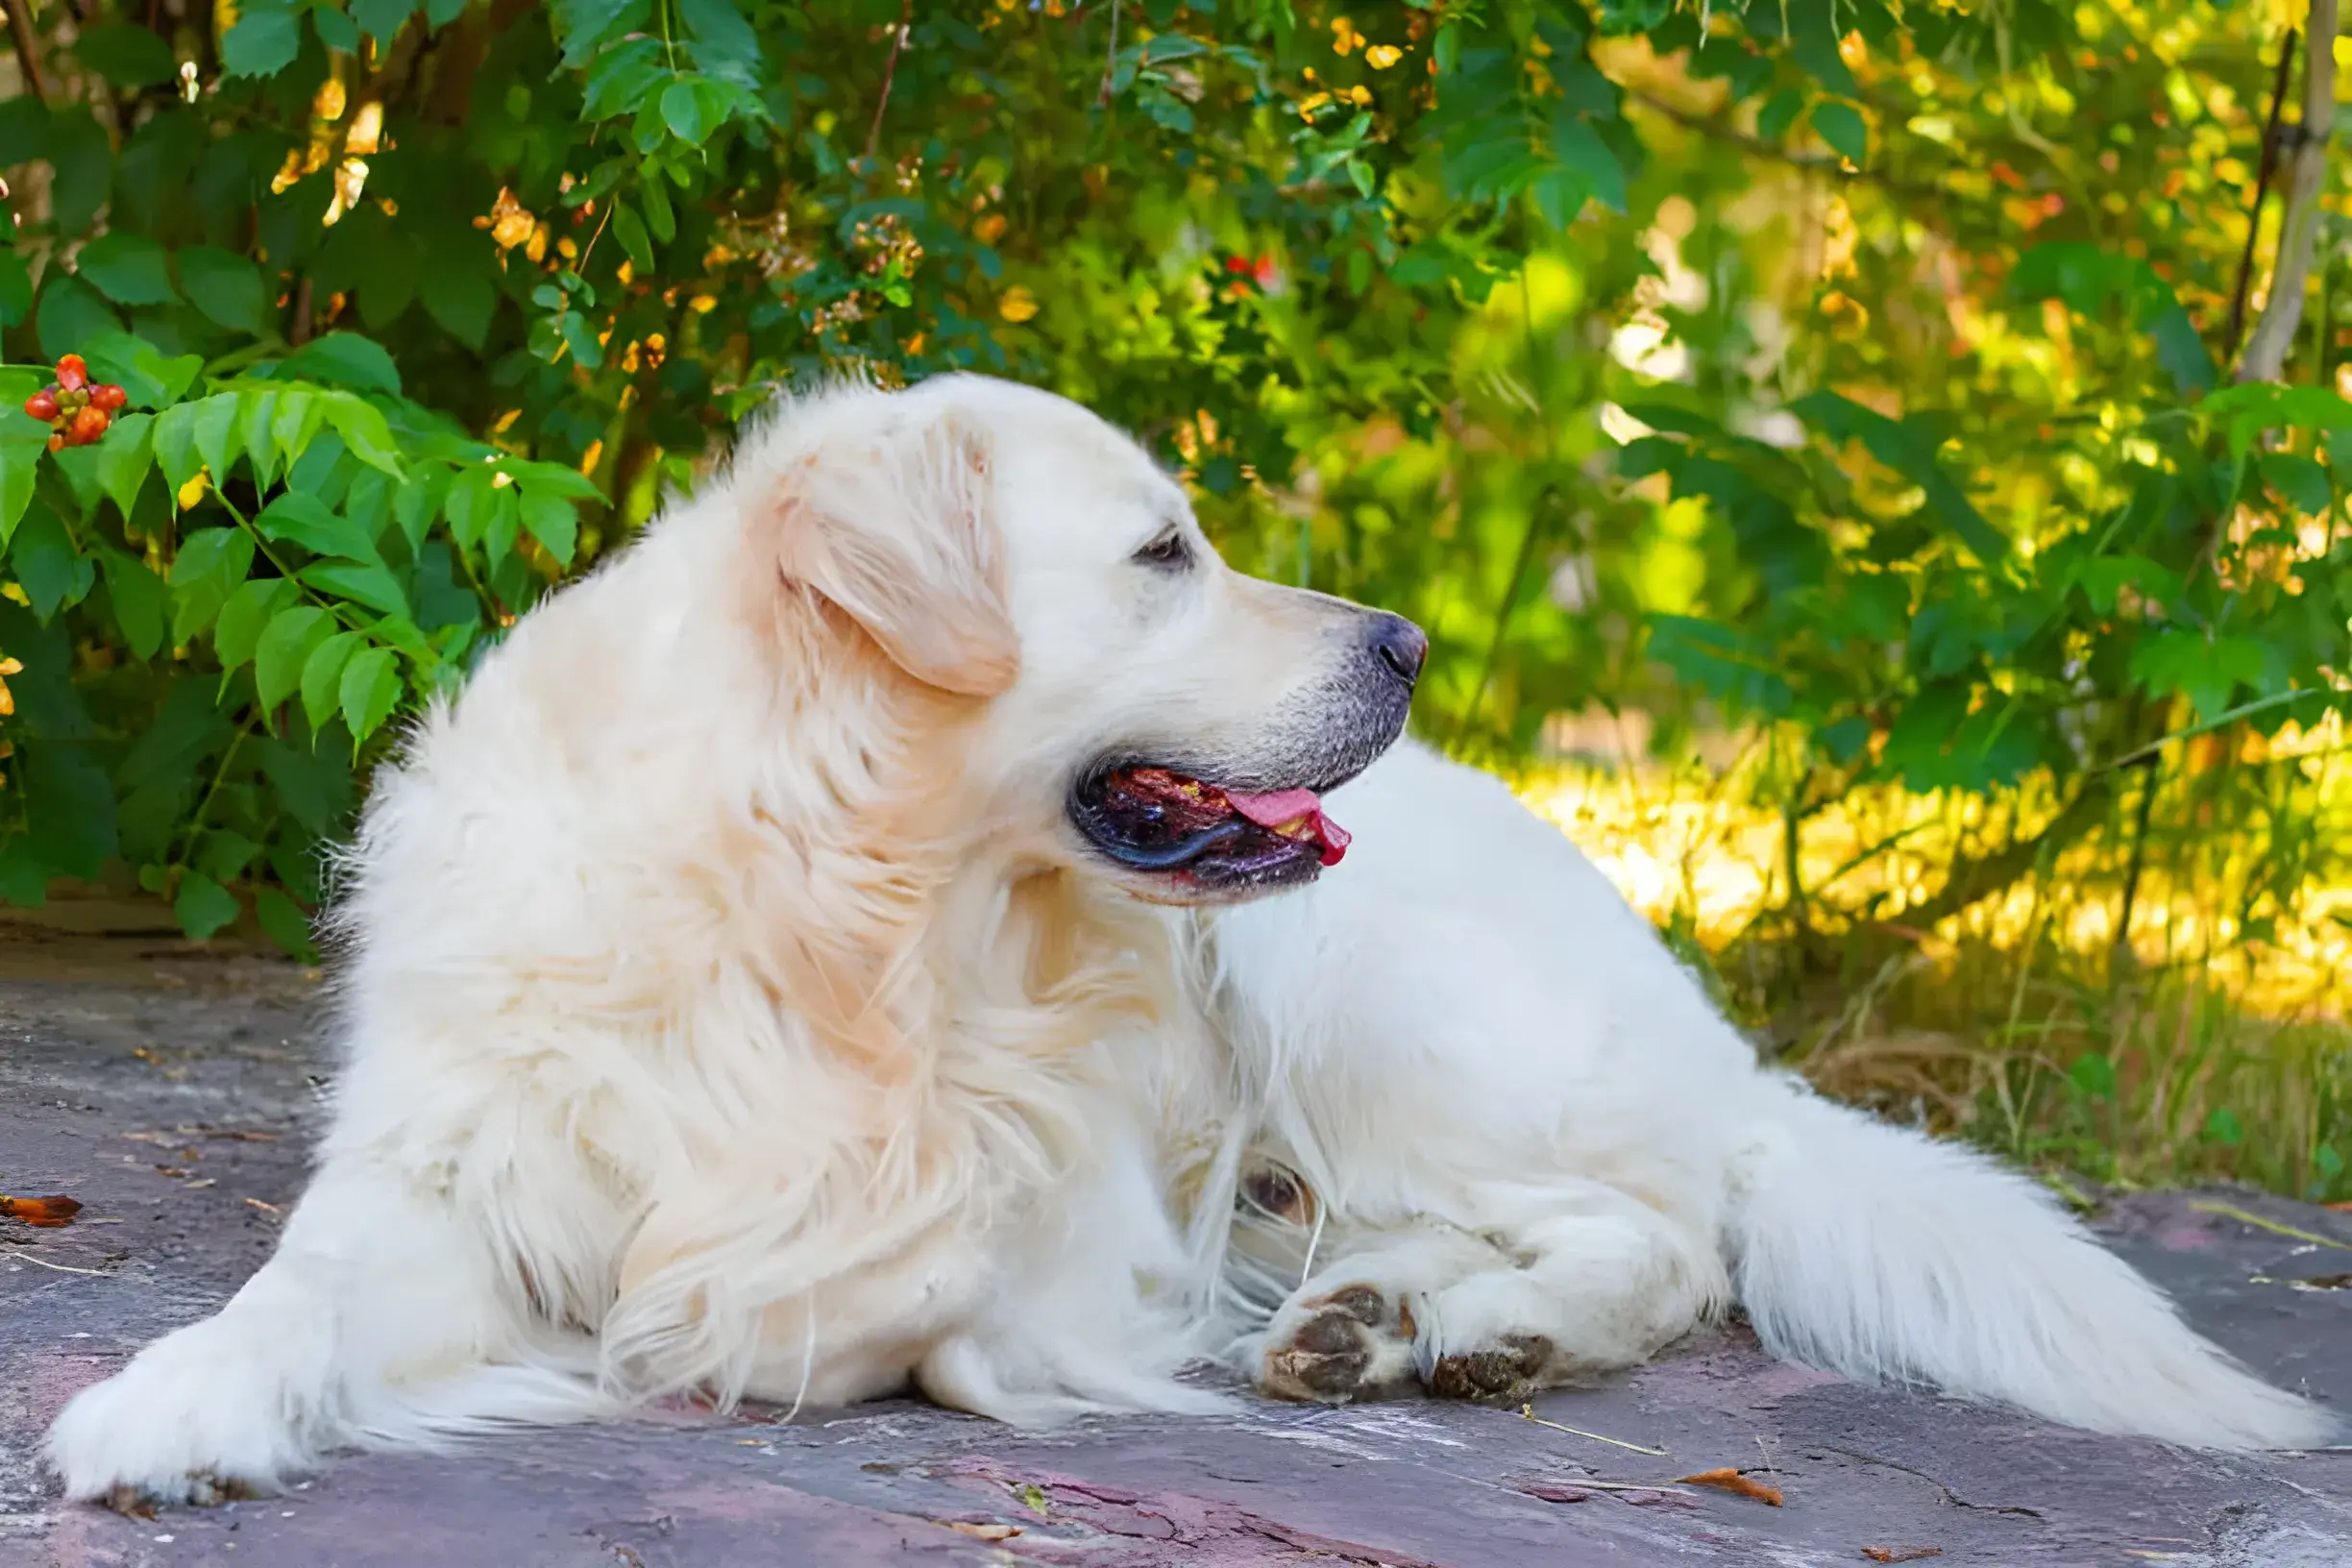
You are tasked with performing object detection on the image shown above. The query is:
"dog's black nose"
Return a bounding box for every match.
[1368,614,1428,688]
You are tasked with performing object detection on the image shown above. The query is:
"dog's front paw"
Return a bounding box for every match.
[1260,1284,1420,1405]
[48,1321,316,1506]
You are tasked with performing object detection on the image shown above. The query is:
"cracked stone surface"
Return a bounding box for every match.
[3,918,2349,1567]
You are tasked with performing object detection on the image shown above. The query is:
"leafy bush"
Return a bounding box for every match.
[3,0,2347,986]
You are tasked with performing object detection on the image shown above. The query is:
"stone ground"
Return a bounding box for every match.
[2,905,2349,1567]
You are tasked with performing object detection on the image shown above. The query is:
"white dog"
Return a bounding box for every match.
[49,377,2328,1507]
[50,374,1423,1503]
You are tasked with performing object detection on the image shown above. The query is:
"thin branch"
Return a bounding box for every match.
[2227,28,2301,361]
[864,0,914,164]
[2237,0,2338,383]
[4,0,49,103]
[1099,0,1120,109]
[1628,88,1942,201]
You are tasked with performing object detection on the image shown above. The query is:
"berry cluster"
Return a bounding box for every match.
[22,355,128,452]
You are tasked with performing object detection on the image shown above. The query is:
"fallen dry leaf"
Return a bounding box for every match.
[940,1521,1020,1541]
[1677,1467,1784,1506]
[1863,1550,1944,1564]
[0,1193,83,1228]
[1516,1482,1593,1504]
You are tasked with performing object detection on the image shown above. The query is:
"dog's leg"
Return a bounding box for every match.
[1410,1204,1720,1405]
[1253,1200,1720,1409]
[1250,1225,1507,1405]
[48,1150,571,1506]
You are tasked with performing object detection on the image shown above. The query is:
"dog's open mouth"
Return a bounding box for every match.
[1070,765,1351,893]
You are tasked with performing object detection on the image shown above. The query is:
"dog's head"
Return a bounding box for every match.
[737,375,1421,904]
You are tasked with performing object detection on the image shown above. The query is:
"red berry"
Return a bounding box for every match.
[1224,256,1249,274]
[46,433,63,453]
[54,354,87,392]
[23,390,57,421]
[90,383,127,412]
[66,405,109,445]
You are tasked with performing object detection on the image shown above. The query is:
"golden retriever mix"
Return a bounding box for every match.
[52,376,2327,1505]
[50,374,1423,1503]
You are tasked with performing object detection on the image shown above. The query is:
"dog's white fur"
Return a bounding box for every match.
[49,378,2331,1505]
[1200,742,2338,1451]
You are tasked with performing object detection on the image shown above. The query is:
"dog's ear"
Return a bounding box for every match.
[768,404,1019,698]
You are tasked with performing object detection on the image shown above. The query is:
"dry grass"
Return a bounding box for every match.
[1511,722,2352,1204]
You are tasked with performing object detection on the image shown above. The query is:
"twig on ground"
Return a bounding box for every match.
[1520,1404,1671,1457]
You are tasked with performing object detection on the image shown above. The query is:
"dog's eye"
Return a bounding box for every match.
[1134,530,1192,572]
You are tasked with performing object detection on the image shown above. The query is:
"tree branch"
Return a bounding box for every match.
[2237,0,2338,383]
[2225,26,2299,360]
[864,0,914,164]
[4,0,49,103]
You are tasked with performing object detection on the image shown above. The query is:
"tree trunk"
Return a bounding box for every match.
[2237,0,2339,383]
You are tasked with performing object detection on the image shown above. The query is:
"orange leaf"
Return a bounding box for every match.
[1676,1467,1783,1506]
[1864,1550,1944,1564]
[0,1193,83,1228]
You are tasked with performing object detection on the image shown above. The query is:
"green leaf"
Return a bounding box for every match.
[558,309,606,369]
[1810,100,1868,166]
[72,25,179,89]
[0,250,31,328]
[323,393,404,478]
[313,3,361,52]
[2068,1050,2117,1101]
[256,885,318,961]
[190,392,243,486]
[178,246,272,334]
[92,411,157,518]
[1792,391,2008,564]
[1548,110,1625,214]
[278,332,404,395]
[255,604,334,709]
[167,526,255,643]
[338,646,404,745]
[612,202,654,274]
[36,273,123,359]
[101,550,168,658]
[2259,451,2331,514]
[301,630,363,731]
[0,427,46,543]
[10,502,95,620]
[271,388,326,472]
[214,577,301,671]
[239,388,283,487]
[661,80,709,145]
[256,492,378,561]
[46,110,114,235]
[355,230,422,330]
[174,871,242,941]
[1756,87,1805,142]
[302,558,411,616]
[554,0,649,67]
[195,828,261,883]
[640,179,675,243]
[1787,0,1859,97]
[520,488,578,566]
[678,0,762,86]
[154,400,206,493]
[418,256,496,350]
[352,0,420,42]
[445,465,502,550]
[223,0,303,78]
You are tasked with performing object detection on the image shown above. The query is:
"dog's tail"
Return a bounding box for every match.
[1724,1073,2337,1450]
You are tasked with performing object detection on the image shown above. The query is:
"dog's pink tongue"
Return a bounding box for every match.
[1222,789,1352,868]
